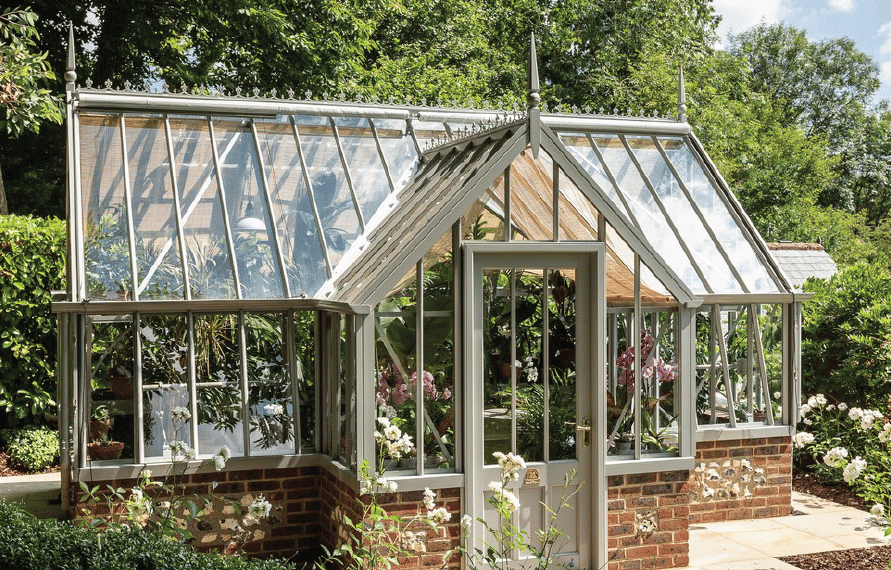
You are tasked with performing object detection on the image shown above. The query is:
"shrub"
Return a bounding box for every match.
[801,261,891,409]
[1,426,59,471]
[0,215,66,428]
[0,499,295,570]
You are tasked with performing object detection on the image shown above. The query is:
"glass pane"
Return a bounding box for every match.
[515,269,545,462]
[247,313,293,455]
[509,150,554,241]
[640,311,678,455]
[294,116,362,268]
[595,134,708,293]
[333,117,389,223]
[375,118,418,191]
[139,315,191,460]
[483,268,512,464]
[627,136,740,293]
[125,116,186,300]
[293,310,316,452]
[375,272,418,470]
[214,119,285,298]
[89,317,135,462]
[81,114,134,300]
[557,132,627,214]
[169,118,237,299]
[663,139,779,293]
[696,309,730,426]
[557,170,599,241]
[195,314,244,457]
[254,118,328,297]
[422,239,455,470]
[547,269,577,461]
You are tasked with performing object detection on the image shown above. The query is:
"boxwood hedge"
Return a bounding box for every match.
[0,500,296,570]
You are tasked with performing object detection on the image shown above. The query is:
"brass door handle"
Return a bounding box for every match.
[564,417,591,447]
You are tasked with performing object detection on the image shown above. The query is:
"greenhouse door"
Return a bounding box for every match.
[464,242,605,570]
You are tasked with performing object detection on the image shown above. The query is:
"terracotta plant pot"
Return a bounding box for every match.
[87,441,124,461]
[110,376,134,399]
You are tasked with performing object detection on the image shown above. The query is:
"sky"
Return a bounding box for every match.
[711,0,891,104]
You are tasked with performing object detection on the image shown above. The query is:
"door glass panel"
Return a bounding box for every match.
[483,268,512,464]
[548,269,578,461]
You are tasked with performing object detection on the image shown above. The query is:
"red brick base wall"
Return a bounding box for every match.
[688,436,792,524]
[318,469,462,570]
[75,466,322,562]
[607,471,690,570]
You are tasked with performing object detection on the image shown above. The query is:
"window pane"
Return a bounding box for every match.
[247,313,293,455]
[89,317,135,462]
[195,314,244,457]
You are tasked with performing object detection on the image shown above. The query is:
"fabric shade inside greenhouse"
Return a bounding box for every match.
[77,96,788,307]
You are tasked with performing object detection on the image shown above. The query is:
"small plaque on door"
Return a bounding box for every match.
[524,468,540,485]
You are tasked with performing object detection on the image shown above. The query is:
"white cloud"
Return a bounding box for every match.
[881,61,891,84]
[880,22,891,55]
[828,0,854,11]
[712,0,794,48]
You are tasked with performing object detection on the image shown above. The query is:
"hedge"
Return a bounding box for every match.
[0,499,296,570]
[0,214,65,427]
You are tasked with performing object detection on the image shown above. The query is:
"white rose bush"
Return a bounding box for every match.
[795,394,891,533]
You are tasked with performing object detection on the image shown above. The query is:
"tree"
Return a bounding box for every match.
[0,6,63,215]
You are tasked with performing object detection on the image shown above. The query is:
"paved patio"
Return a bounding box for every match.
[687,491,890,569]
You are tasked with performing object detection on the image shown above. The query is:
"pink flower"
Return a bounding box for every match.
[442,387,452,400]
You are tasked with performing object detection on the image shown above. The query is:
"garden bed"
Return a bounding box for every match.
[0,452,59,477]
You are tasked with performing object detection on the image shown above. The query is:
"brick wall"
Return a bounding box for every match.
[75,466,322,563]
[606,471,690,570]
[318,469,462,570]
[688,436,792,524]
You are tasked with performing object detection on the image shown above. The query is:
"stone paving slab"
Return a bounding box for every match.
[685,491,889,569]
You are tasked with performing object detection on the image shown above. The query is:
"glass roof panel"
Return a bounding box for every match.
[168,118,237,299]
[80,114,132,300]
[604,223,674,306]
[557,133,627,216]
[213,118,285,298]
[125,115,185,299]
[592,134,709,293]
[254,119,328,297]
[660,138,779,293]
[372,118,418,192]
[624,135,742,293]
[332,116,390,223]
[293,116,362,268]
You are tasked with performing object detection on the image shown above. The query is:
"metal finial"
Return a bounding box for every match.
[65,23,76,89]
[677,66,687,123]
[527,32,541,158]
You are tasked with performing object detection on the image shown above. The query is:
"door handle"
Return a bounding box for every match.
[564,417,591,448]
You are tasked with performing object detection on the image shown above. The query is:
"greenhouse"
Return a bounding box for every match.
[55,40,804,570]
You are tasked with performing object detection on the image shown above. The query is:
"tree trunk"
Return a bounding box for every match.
[0,162,8,215]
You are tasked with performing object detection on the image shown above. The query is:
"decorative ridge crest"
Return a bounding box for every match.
[421,113,526,155]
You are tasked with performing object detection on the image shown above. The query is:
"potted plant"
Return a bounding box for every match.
[89,405,114,441]
[87,435,124,461]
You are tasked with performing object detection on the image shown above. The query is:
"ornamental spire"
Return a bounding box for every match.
[677,65,687,123]
[527,33,540,157]
[65,23,76,97]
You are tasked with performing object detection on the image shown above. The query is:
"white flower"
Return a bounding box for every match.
[824,447,848,468]
[826,404,836,411]
[248,495,272,518]
[171,406,192,420]
[774,392,782,400]
[802,418,812,425]
[183,445,196,460]
[799,404,812,416]
[375,477,397,493]
[872,504,885,517]
[793,432,814,449]
[264,403,284,416]
[880,424,891,443]
[131,488,143,502]
[843,457,867,483]
[461,514,473,531]
[487,481,504,493]
[499,489,520,512]
[807,396,817,408]
[849,407,863,421]
[838,403,848,411]
[213,454,226,471]
[139,468,153,479]
[815,394,827,406]
[428,507,451,524]
[423,487,436,511]
[377,417,391,428]
[384,424,402,441]
[218,446,231,460]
